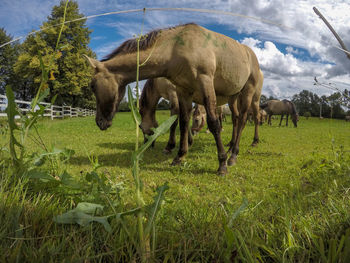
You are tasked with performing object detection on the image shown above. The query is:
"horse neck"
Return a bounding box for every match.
[104,49,169,84]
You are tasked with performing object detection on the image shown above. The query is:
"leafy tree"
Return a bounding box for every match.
[0,28,20,94]
[260,94,268,105]
[292,90,321,116]
[14,0,95,107]
[292,90,345,119]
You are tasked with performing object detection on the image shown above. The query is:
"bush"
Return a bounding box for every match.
[304,111,311,119]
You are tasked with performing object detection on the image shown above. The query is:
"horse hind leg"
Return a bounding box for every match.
[200,74,227,175]
[279,114,284,126]
[227,95,239,149]
[228,84,254,166]
[250,97,260,147]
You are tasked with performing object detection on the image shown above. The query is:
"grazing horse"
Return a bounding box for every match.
[84,23,263,175]
[261,99,299,127]
[191,104,224,135]
[248,108,267,125]
[139,77,193,154]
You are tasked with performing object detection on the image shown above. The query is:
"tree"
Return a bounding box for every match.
[292,90,321,116]
[260,94,268,105]
[0,28,20,94]
[14,1,95,107]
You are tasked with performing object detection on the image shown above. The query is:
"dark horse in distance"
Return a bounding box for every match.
[261,99,299,127]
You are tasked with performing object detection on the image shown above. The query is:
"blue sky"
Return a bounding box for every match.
[1,0,350,98]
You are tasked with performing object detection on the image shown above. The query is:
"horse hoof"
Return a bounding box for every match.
[227,156,237,166]
[163,148,172,154]
[171,158,182,166]
[217,166,228,176]
[251,140,259,147]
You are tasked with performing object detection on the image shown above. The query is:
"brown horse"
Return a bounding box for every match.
[248,108,267,125]
[260,99,299,127]
[139,77,193,154]
[84,23,263,175]
[191,104,224,135]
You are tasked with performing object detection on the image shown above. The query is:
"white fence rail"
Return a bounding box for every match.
[0,94,95,120]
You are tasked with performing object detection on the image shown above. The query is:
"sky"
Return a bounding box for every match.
[1,0,350,99]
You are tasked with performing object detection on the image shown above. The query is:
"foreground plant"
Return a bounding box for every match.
[55,10,177,262]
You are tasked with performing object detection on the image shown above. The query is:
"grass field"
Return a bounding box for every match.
[1,112,350,262]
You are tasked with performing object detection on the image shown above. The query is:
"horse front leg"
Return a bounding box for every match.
[279,114,284,126]
[171,95,192,166]
[286,114,289,126]
[268,114,272,125]
[164,102,179,154]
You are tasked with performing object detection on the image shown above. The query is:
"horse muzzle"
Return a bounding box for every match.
[96,117,112,130]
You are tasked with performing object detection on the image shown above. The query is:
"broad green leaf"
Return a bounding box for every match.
[5,86,23,162]
[53,202,112,233]
[60,171,82,189]
[127,85,141,125]
[227,197,248,228]
[27,169,57,182]
[144,182,169,235]
[31,87,49,109]
[135,115,177,159]
[75,202,104,214]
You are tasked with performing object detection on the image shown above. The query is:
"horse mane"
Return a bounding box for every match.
[101,23,197,62]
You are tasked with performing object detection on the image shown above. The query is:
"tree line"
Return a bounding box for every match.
[1,1,349,118]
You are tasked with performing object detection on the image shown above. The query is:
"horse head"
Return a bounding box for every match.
[84,55,126,130]
[292,113,299,127]
[191,105,206,135]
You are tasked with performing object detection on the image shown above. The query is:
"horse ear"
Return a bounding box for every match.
[83,54,100,69]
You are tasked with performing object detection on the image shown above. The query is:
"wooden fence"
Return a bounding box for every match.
[0,94,95,120]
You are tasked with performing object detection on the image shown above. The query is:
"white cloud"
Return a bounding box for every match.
[1,0,350,98]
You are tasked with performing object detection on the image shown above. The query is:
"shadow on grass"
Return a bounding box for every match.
[69,152,132,167]
[97,142,135,150]
[245,150,284,157]
[143,164,217,176]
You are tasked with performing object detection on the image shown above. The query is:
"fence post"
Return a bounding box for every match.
[51,105,54,120]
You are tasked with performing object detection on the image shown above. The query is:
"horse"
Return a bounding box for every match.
[84,23,263,175]
[248,108,267,125]
[191,104,224,135]
[260,99,299,127]
[139,77,193,154]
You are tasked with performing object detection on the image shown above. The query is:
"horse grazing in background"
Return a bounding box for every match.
[260,99,299,127]
[191,104,224,135]
[248,108,267,125]
[84,23,263,175]
[139,77,193,154]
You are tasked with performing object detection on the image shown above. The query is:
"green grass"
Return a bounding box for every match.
[1,112,350,262]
